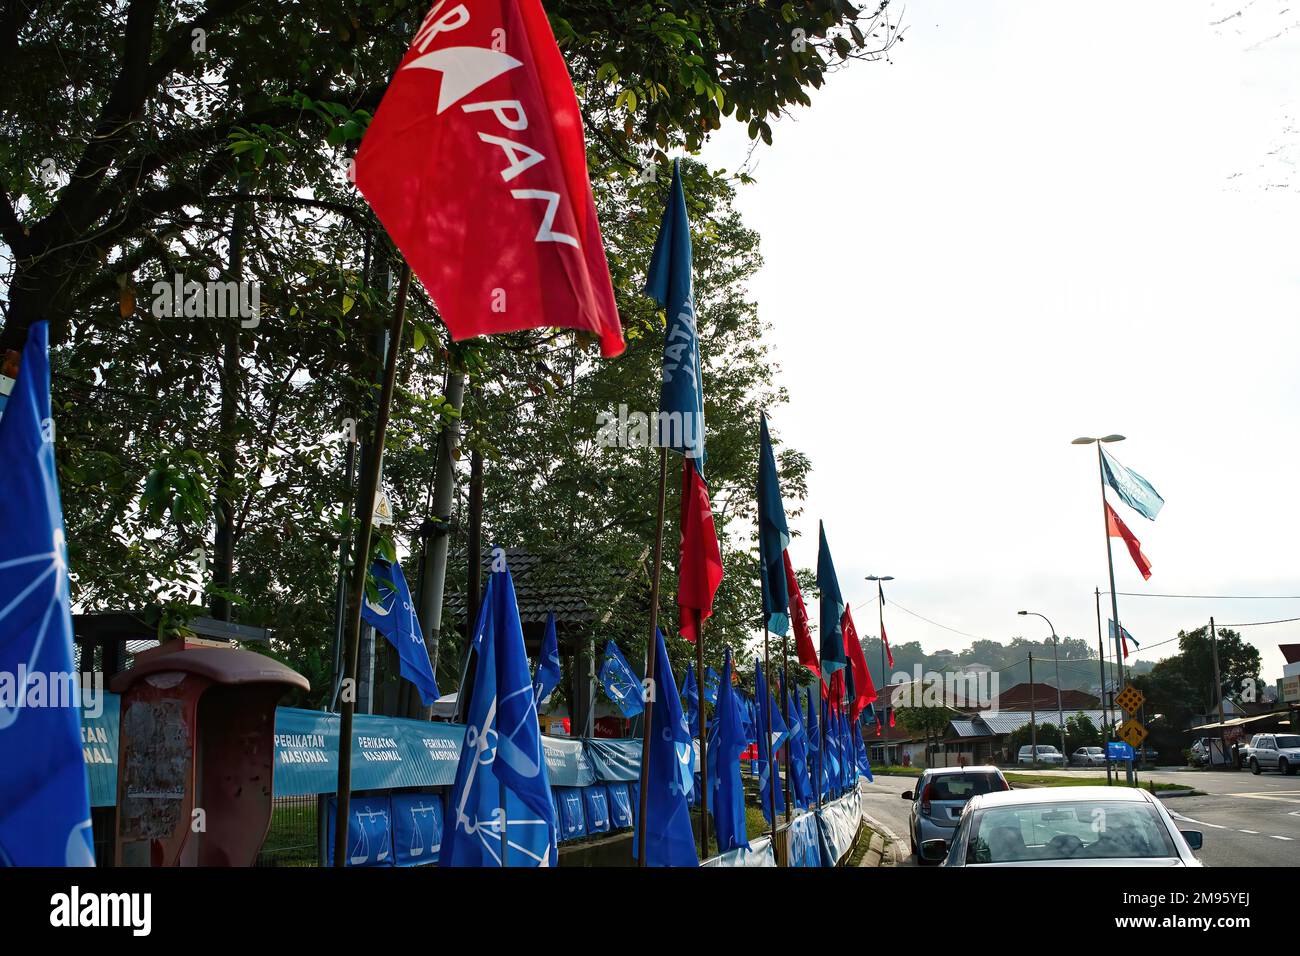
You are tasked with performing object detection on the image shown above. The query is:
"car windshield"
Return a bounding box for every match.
[929,773,1005,801]
[965,801,1177,863]
[1275,735,1300,749]
[1035,746,1057,753]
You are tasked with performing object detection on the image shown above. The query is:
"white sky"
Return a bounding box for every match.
[703,0,1300,679]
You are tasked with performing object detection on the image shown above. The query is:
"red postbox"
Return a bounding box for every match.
[110,638,308,866]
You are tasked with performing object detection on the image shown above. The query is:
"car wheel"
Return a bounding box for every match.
[1250,757,1261,775]
[1282,758,1294,776]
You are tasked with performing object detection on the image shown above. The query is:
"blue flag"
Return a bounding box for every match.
[854,719,874,783]
[599,640,644,717]
[703,666,720,706]
[1101,447,1164,521]
[707,647,749,852]
[805,689,822,800]
[755,659,790,824]
[682,663,700,739]
[785,687,813,810]
[817,521,847,680]
[634,628,698,866]
[0,323,95,867]
[533,612,561,707]
[758,413,791,635]
[646,158,705,465]
[361,559,440,706]
[443,562,557,867]
[823,700,842,793]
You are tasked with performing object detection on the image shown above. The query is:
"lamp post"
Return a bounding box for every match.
[1019,610,1066,766]
[865,575,893,763]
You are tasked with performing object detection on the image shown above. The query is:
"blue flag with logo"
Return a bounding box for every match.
[785,686,813,810]
[758,413,791,635]
[682,663,700,738]
[533,611,561,707]
[1101,447,1164,521]
[0,323,94,866]
[854,718,874,782]
[646,158,705,465]
[599,640,644,717]
[703,666,720,706]
[805,688,823,799]
[634,628,698,866]
[443,561,557,866]
[817,521,847,680]
[755,658,790,824]
[707,647,749,852]
[361,559,439,706]
[823,699,841,792]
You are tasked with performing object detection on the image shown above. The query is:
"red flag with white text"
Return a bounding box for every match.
[355,0,624,356]
[1106,501,1153,580]
[841,606,877,720]
[783,550,819,678]
[678,459,723,643]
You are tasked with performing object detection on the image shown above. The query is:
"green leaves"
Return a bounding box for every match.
[141,450,215,529]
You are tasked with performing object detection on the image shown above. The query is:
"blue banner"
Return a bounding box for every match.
[1101,447,1164,520]
[328,795,394,867]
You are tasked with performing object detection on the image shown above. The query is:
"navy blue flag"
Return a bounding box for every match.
[707,647,749,853]
[755,659,790,824]
[0,323,95,866]
[757,413,791,635]
[599,640,644,717]
[646,158,705,465]
[443,562,558,867]
[741,694,757,743]
[1101,447,1164,521]
[634,628,698,866]
[785,687,813,810]
[817,521,847,680]
[703,666,720,706]
[361,559,440,706]
[854,719,874,783]
[533,611,561,707]
[444,561,556,868]
[683,663,700,739]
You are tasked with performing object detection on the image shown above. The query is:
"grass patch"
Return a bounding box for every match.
[845,822,881,867]
[872,765,923,777]
[1005,773,1195,793]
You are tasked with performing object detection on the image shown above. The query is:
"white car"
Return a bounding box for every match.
[923,786,1204,867]
[1070,746,1106,767]
[1017,744,1065,766]
[1247,733,1300,775]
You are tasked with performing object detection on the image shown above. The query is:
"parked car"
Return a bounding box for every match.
[921,786,1204,867]
[1133,746,1159,763]
[1070,746,1106,767]
[1247,733,1300,775]
[1189,737,1226,767]
[903,766,1009,865]
[1017,744,1065,766]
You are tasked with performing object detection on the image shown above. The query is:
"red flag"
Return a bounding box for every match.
[875,717,883,737]
[1106,501,1153,580]
[888,708,896,728]
[355,0,624,357]
[881,620,895,669]
[841,607,878,720]
[678,460,723,643]
[783,551,819,678]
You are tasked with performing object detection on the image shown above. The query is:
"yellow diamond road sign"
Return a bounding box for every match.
[1116,684,1145,716]
[1118,718,1148,748]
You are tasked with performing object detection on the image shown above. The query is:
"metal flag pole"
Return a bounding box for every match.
[763,616,777,846]
[782,628,792,823]
[1095,587,1113,785]
[1096,445,1126,707]
[333,262,412,867]
[695,610,710,858]
[635,446,669,866]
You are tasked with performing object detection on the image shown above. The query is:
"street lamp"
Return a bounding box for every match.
[865,575,893,764]
[1019,610,1066,766]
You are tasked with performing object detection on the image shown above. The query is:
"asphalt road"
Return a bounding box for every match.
[859,768,1300,867]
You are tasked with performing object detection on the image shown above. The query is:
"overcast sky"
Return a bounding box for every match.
[703,0,1300,680]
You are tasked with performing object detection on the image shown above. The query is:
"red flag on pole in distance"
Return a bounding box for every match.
[1105,501,1153,580]
[678,460,723,643]
[783,550,819,678]
[354,0,624,357]
[881,620,895,669]
[840,607,877,720]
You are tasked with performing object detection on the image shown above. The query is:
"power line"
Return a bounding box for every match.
[885,599,992,643]
[1219,616,1300,627]
[1106,591,1300,600]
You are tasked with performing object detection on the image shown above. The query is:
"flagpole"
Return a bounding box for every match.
[635,447,669,866]
[763,618,776,846]
[781,629,791,823]
[1096,445,1126,702]
[695,610,710,858]
[1095,586,1113,785]
[333,262,411,867]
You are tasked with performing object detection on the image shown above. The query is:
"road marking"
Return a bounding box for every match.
[1239,829,1259,834]
[1269,835,1293,841]
[1230,792,1300,805]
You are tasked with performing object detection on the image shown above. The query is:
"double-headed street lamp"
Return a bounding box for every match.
[1018,610,1066,764]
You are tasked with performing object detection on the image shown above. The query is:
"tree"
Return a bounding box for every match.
[1065,713,1101,749]
[1133,626,1260,733]
[895,704,954,769]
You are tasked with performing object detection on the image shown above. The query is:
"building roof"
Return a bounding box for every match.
[442,546,632,627]
[995,682,1101,711]
[947,709,1112,738]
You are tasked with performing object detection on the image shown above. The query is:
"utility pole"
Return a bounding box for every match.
[1210,616,1226,763]
[1028,652,1037,766]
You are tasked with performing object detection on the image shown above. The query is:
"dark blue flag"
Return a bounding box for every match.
[758,413,790,635]
[817,521,847,681]
[646,158,705,465]
[854,718,874,783]
[682,663,700,739]
[823,699,842,794]
[703,666,720,706]
[443,562,558,866]
[805,688,822,800]
[786,687,813,810]
[0,323,95,866]
[361,559,440,706]
[634,628,698,866]
[533,612,561,707]
[707,647,749,853]
[599,640,644,717]
[755,659,790,824]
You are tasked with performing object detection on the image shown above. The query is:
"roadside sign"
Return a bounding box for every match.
[1115,684,1145,716]
[1117,718,1148,748]
[1107,741,1134,761]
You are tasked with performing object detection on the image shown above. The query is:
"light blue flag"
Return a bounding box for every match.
[646,158,705,465]
[0,323,95,866]
[1101,447,1164,520]
[361,559,440,706]
[599,640,644,717]
[707,647,749,852]
[806,689,823,800]
[443,562,557,867]
[533,611,561,707]
[854,718,874,783]
[1109,619,1141,657]
[683,663,700,739]
[634,628,698,866]
[703,666,720,706]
